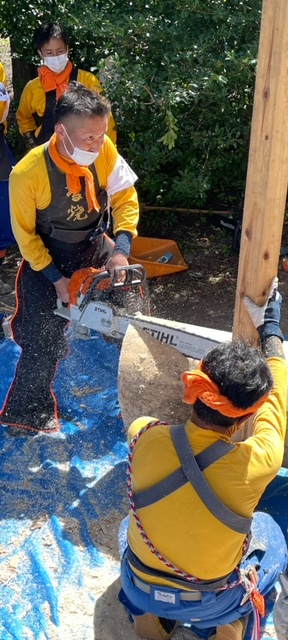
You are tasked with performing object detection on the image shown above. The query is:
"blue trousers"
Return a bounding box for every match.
[0,143,15,253]
[119,511,287,633]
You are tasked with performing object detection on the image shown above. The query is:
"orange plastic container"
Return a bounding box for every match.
[129,237,188,278]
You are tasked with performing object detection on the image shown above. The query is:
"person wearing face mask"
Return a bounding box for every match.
[0,62,15,295]
[16,22,117,149]
[0,82,138,432]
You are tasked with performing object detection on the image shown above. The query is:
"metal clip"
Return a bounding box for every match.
[239,568,254,606]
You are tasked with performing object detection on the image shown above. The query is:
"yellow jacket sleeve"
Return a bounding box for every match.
[16,78,45,136]
[9,146,53,271]
[77,69,117,145]
[77,69,102,92]
[245,355,288,479]
[0,62,7,85]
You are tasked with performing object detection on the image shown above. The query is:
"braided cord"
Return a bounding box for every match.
[127,419,248,589]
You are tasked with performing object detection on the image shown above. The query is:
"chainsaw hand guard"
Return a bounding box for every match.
[78,264,147,313]
[111,264,147,287]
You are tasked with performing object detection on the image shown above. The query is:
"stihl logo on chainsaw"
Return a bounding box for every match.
[55,265,224,359]
[142,327,178,347]
[92,305,108,315]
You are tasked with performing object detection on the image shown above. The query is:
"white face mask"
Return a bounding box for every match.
[62,125,99,166]
[43,53,69,74]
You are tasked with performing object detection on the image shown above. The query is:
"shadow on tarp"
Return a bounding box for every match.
[0,332,128,640]
[0,332,287,639]
[258,469,288,540]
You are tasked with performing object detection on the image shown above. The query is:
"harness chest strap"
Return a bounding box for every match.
[132,423,251,535]
[169,425,251,535]
[128,421,251,588]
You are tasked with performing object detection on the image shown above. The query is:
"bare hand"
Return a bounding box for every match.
[54,276,71,303]
[106,253,129,283]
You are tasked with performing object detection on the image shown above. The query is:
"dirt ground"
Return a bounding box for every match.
[2,215,288,334]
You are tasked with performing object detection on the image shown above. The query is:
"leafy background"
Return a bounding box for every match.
[0,0,262,209]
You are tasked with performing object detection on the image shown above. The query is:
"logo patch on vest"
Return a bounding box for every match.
[154,589,176,604]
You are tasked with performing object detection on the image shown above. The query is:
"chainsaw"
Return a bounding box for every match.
[54,265,230,360]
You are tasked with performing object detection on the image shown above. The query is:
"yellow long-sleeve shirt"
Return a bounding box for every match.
[16,68,117,145]
[128,356,287,586]
[9,135,139,271]
[0,62,6,84]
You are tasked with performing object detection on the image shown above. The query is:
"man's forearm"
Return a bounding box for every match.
[262,336,285,360]
[41,262,63,283]
[113,230,133,256]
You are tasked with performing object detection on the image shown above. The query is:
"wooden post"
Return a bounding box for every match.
[233,0,288,341]
[232,0,288,450]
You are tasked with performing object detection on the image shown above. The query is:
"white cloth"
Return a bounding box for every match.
[107,154,138,197]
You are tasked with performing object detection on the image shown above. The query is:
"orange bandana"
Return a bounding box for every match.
[181,367,270,418]
[48,133,100,213]
[38,60,73,100]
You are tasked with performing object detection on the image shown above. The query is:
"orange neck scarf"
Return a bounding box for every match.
[38,60,73,99]
[48,133,100,213]
[181,367,270,418]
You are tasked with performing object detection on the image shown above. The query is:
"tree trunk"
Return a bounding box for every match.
[232,0,288,465]
[10,38,36,104]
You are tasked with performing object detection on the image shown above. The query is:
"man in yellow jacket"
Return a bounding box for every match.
[16,22,116,147]
[119,280,288,640]
[1,82,138,432]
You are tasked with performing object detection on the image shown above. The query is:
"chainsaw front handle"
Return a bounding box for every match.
[111,264,146,287]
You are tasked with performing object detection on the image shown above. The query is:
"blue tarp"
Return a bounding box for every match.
[0,329,287,639]
[0,332,128,640]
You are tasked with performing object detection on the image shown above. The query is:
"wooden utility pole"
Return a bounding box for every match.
[232,0,288,454]
[233,0,288,341]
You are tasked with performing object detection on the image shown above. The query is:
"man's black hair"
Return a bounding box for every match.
[55,82,111,123]
[34,22,69,51]
[193,339,273,428]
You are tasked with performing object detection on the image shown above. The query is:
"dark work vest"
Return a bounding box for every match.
[0,124,12,181]
[34,66,78,145]
[36,146,107,244]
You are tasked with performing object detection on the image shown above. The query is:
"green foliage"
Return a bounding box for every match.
[0,0,262,208]
[5,122,18,149]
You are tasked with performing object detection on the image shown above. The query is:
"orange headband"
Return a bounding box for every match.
[181,367,270,418]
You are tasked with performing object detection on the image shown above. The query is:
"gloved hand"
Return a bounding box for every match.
[24,131,37,149]
[244,276,284,342]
